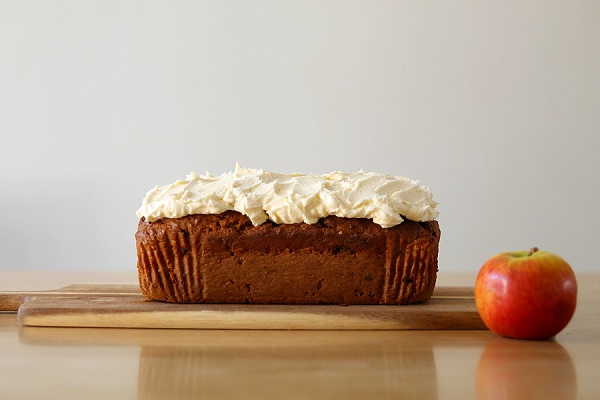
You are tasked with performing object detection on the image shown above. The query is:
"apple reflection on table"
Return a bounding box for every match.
[476,338,576,400]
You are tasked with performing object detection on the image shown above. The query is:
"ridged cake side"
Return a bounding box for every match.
[135,211,440,305]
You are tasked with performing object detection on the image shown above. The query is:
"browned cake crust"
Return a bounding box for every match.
[135,211,440,305]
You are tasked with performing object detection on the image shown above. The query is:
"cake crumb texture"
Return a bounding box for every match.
[135,211,440,305]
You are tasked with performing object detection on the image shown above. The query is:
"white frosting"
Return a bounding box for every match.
[136,164,438,228]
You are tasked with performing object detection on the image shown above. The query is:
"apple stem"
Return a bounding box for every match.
[528,247,539,256]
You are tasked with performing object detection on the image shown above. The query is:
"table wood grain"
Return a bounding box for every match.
[1,271,599,400]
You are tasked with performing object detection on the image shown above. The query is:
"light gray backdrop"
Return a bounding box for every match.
[1,1,598,273]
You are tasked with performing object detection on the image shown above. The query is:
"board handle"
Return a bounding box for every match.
[0,288,143,312]
[0,292,39,312]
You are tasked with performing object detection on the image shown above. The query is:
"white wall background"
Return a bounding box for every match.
[1,1,598,273]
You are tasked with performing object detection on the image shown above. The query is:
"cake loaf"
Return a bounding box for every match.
[135,165,440,305]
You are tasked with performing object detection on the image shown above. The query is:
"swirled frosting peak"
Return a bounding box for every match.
[136,164,438,228]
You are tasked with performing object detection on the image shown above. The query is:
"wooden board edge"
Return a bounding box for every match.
[18,297,487,331]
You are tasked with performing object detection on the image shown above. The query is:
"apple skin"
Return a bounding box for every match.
[475,248,577,340]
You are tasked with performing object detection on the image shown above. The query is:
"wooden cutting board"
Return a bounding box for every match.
[2,284,486,330]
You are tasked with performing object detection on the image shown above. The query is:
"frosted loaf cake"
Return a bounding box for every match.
[135,165,440,305]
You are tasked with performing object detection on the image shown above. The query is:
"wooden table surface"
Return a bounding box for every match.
[1,270,599,400]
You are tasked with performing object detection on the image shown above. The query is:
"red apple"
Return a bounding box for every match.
[475,247,577,340]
